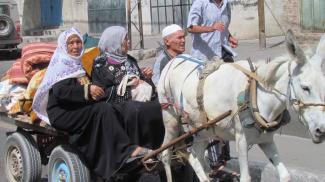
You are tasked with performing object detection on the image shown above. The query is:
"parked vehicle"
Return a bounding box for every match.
[0,0,22,53]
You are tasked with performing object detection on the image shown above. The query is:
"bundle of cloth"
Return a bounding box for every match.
[6,42,56,84]
[6,59,28,84]
[21,42,57,81]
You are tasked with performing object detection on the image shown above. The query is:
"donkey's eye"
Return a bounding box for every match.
[301,85,310,93]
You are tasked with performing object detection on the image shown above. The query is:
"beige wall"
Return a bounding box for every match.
[229,0,286,39]
[61,0,89,34]
[131,0,288,38]
[130,0,152,35]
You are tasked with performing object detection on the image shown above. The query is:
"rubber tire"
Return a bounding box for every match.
[48,145,91,182]
[4,132,42,182]
[0,14,14,37]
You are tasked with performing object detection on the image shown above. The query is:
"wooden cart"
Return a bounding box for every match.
[1,110,232,182]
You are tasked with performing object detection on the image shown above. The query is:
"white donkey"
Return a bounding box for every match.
[157,30,325,182]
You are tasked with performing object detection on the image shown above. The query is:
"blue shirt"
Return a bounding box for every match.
[152,50,172,86]
[187,0,235,61]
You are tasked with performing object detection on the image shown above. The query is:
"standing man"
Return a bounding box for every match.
[152,24,186,86]
[187,0,238,62]
[187,0,237,171]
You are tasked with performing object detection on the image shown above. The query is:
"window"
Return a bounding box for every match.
[0,5,10,16]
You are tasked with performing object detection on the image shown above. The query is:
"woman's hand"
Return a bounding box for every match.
[229,36,238,48]
[90,85,104,100]
[141,67,153,79]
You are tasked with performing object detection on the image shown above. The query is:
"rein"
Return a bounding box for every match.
[286,62,325,128]
[287,61,325,110]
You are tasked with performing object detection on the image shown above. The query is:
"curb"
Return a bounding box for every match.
[19,36,57,48]
[226,160,325,182]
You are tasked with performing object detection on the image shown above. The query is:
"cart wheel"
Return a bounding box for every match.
[48,145,91,182]
[4,132,42,182]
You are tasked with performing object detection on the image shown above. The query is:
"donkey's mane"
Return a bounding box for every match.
[256,56,289,86]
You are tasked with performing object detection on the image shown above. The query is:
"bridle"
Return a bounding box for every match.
[286,61,325,126]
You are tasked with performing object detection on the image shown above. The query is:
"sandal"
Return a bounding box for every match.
[209,166,240,181]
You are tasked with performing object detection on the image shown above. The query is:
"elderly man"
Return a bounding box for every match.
[152,24,186,86]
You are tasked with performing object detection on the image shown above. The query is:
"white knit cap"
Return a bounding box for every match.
[162,24,183,38]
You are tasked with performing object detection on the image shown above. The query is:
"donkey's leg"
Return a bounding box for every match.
[161,110,180,182]
[188,136,210,182]
[236,132,251,182]
[258,141,290,182]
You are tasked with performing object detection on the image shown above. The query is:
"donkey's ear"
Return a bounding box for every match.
[316,34,325,58]
[286,29,307,65]
[311,34,325,68]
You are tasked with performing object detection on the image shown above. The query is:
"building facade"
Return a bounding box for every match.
[15,0,324,40]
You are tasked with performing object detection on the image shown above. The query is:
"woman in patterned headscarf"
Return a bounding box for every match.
[93,26,155,103]
[33,27,150,181]
[92,26,165,150]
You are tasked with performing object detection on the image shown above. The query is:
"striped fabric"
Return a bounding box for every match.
[21,42,57,80]
[7,59,28,84]
[6,42,57,84]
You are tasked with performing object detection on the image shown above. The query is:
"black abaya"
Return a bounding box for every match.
[114,100,165,150]
[46,78,137,180]
[91,54,165,150]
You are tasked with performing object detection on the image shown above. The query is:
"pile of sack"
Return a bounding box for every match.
[0,42,56,123]
[0,39,100,124]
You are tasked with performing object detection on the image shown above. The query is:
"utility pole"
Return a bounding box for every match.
[127,0,132,50]
[137,0,144,49]
[258,0,266,49]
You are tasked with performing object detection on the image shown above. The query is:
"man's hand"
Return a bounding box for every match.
[90,85,104,100]
[127,76,140,86]
[212,22,225,32]
[141,67,153,79]
[229,36,238,48]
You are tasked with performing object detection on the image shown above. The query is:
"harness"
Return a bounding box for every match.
[286,61,325,127]
[160,56,325,132]
[160,54,204,122]
[236,59,286,132]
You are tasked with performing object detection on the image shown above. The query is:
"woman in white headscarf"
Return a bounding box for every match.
[32,27,151,181]
[92,26,165,150]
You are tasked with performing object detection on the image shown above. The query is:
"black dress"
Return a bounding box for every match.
[47,78,137,180]
[92,55,164,150]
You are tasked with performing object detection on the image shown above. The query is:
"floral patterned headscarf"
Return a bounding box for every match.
[98,26,128,63]
[32,27,85,124]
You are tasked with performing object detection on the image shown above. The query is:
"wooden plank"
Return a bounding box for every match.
[141,110,232,163]
[258,0,266,49]
[323,0,325,30]
[0,112,65,136]
[317,0,325,30]
[301,0,314,30]
[313,0,322,30]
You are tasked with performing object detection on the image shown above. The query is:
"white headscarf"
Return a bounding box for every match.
[32,27,85,124]
[98,26,128,62]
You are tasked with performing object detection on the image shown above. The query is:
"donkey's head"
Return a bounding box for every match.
[286,30,325,143]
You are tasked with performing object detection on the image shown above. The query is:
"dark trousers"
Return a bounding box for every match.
[206,140,231,167]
